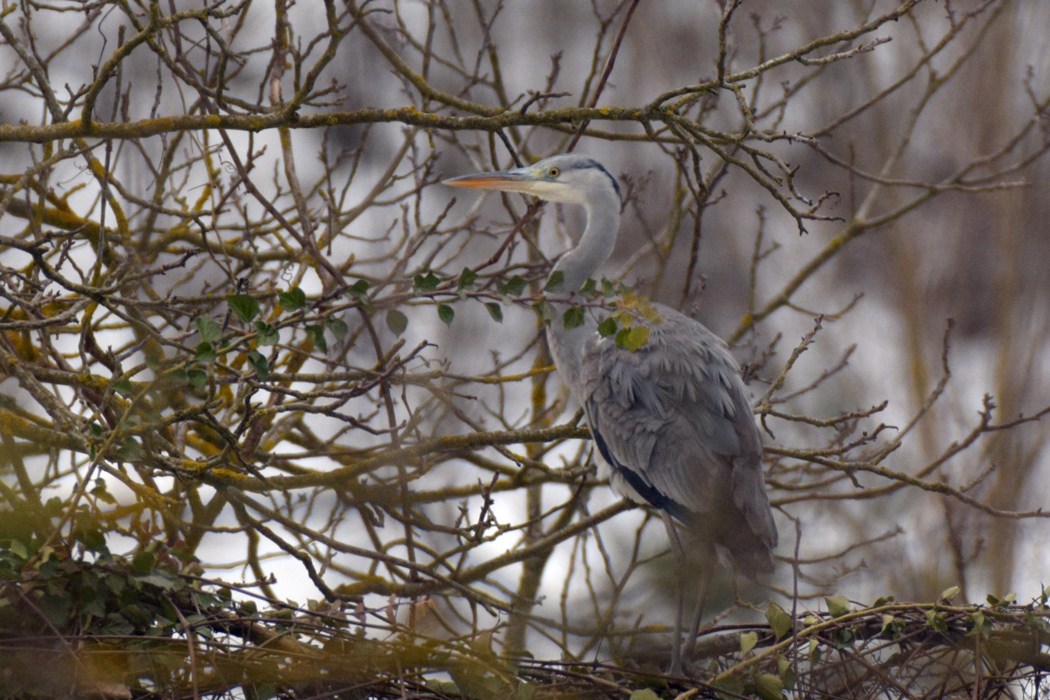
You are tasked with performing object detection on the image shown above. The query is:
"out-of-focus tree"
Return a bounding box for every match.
[1,0,1049,697]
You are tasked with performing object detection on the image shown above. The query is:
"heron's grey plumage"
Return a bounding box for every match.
[581,308,776,577]
[444,153,777,578]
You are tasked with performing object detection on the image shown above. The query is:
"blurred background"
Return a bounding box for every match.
[1,0,1049,665]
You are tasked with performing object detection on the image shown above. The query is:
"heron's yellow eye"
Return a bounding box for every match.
[548,167,560,178]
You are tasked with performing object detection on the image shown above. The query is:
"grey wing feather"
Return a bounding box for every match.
[581,304,777,577]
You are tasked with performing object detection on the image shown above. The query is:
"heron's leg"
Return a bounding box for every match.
[662,512,686,675]
[683,543,716,660]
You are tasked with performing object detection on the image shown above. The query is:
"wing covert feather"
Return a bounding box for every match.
[581,304,777,575]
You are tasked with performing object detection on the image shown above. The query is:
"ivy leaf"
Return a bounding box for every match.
[187,369,208,391]
[348,279,370,297]
[627,690,660,700]
[247,350,269,379]
[485,303,503,323]
[766,602,793,640]
[7,539,28,560]
[825,596,851,618]
[755,673,784,700]
[740,630,758,654]
[278,287,306,312]
[600,278,617,297]
[437,304,454,327]
[458,267,479,290]
[227,294,260,323]
[326,315,349,343]
[414,271,440,293]
[497,275,527,298]
[91,478,117,505]
[714,676,745,697]
[777,654,797,690]
[880,614,899,638]
[597,316,618,337]
[132,550,156,574]
[579,278,598,299]
[194,342,216,363]
[533,298,555,325]
[306,325,327,353]
[254,321,279,346]
[387,310,408,336]
[563,306,585,330]
[544,270,564,293]
[969,610,991,638]
[926,608,947,633]
[195,316,223,345]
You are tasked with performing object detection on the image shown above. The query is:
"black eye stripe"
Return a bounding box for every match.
[558,158,621,202]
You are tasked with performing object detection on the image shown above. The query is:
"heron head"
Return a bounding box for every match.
[443,154,621,208]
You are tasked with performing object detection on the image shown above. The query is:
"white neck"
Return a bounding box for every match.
[545,187,621,401]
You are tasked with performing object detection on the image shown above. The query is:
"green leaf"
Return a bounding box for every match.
[278,287,307,312]
[833,627,856,649]
[601,278,617,297]
[766,602,792,640]
[713,676,745,699]
[485,303,503,323]
[563,306,585,330]
[254,321,280,346]
[739,630,758,654]
[825,595,851,618]
[620,325,650,352]
[873,595,895,607]
[187,368,208,391]
[925,608,947,633]
[37,593,73,627]
[969,610,991,638]
[755,673,784,700]
[413,271,440,292]
[247,350,269,379]
[195,316,223,344]
[497,275,527,297]
[91,478,116,505]
[458,267,479,290]
[533,298,555,325]
[227,294,260,323]
[349,279,370,297]
[940,585,960,602]
[579,277,598,299]
[326,315,349,342]
[597,316,618,337]
[117,437,142,461]
[777,654,797,689]
[306,325,327,353]
[132,550,156,574]
[8,539,28,560]
[194,342,216,363]
[387,309,408,336]
[113,378,133,396]
[628,690,661,700]
[544,270,564,293]
[136,570,181,591]
[437,304,455,327]
[249,683,279,700]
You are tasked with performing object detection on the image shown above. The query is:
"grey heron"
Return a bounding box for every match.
[444,153,777,670]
